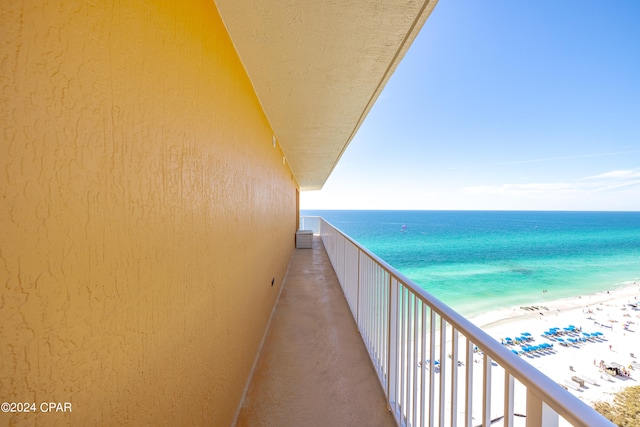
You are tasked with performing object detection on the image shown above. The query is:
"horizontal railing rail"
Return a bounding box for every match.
[305,216,614,427]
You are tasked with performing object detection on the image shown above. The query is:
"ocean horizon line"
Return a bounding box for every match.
[300,210,640,318]
[302,208,640,213]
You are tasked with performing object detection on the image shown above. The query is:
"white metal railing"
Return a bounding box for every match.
[299,216,321,234]
[305,216,614,427]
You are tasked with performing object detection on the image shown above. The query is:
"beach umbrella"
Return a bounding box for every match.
[522,332,531,336]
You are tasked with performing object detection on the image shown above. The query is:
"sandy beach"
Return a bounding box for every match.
[468,281,640,420]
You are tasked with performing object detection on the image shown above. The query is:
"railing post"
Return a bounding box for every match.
[420,302,427,427]
[504,371,514,427]
[483,354,492,427]
[466,340,474,427]
[429,309,436,427]
[439,317,446,426]
[450,328,459,427]
[356,249,360,327]
[526,390,559,427]
[387,276,398,414]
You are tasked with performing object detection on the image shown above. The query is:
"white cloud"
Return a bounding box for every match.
[463,168,640,197]
[583,168,640,180]
[464,182,580,195]
[493,151,640,167]
[302,167,640,211]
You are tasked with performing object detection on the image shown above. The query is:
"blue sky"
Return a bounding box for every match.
[301,0,640,211]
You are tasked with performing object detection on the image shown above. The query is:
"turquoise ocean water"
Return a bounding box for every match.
[301,210,640,317]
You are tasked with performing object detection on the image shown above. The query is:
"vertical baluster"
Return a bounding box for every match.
[406,292,413,426]
[465,339,473,427]
[353,246,360,326]
[429,309,436,427]
[385,272,390,385]
[380,268,385,382]
[368,259,373,357]
[369,261,375,360]
[359,254,365,336]
[483,353,492,427]
[365,258,370,355]
[526,390,559,427]
[407,291,414,425]
[358,256,365,344]
[438,317,446,427]
[377,268,381,370]
[451,328,459,427]
[380,268,385,372]
[412,296,420,425]
[420,302,427,427]
[400,286,407,422]
[371,261,377,366]
[373,262,378,366]
[387,277,398,415]
[504,370,514,427]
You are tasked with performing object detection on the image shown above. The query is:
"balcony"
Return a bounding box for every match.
[237,217,614,427]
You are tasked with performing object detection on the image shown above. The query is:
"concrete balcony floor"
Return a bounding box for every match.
[236,236,395,427]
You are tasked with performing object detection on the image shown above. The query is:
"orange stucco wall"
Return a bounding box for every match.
[0,1,296,425]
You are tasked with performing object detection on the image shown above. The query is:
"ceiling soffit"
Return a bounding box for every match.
[215,0,437,190]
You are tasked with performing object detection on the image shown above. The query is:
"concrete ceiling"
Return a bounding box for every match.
[215,0,438,190]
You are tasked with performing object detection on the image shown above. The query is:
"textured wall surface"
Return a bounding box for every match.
[0,1,297,425]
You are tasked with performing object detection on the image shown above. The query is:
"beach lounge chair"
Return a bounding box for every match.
[600,373,614,382]
[571,376,585,387]
[578,374,597,385]
[564,379,581,390]
[520,346,529,353]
